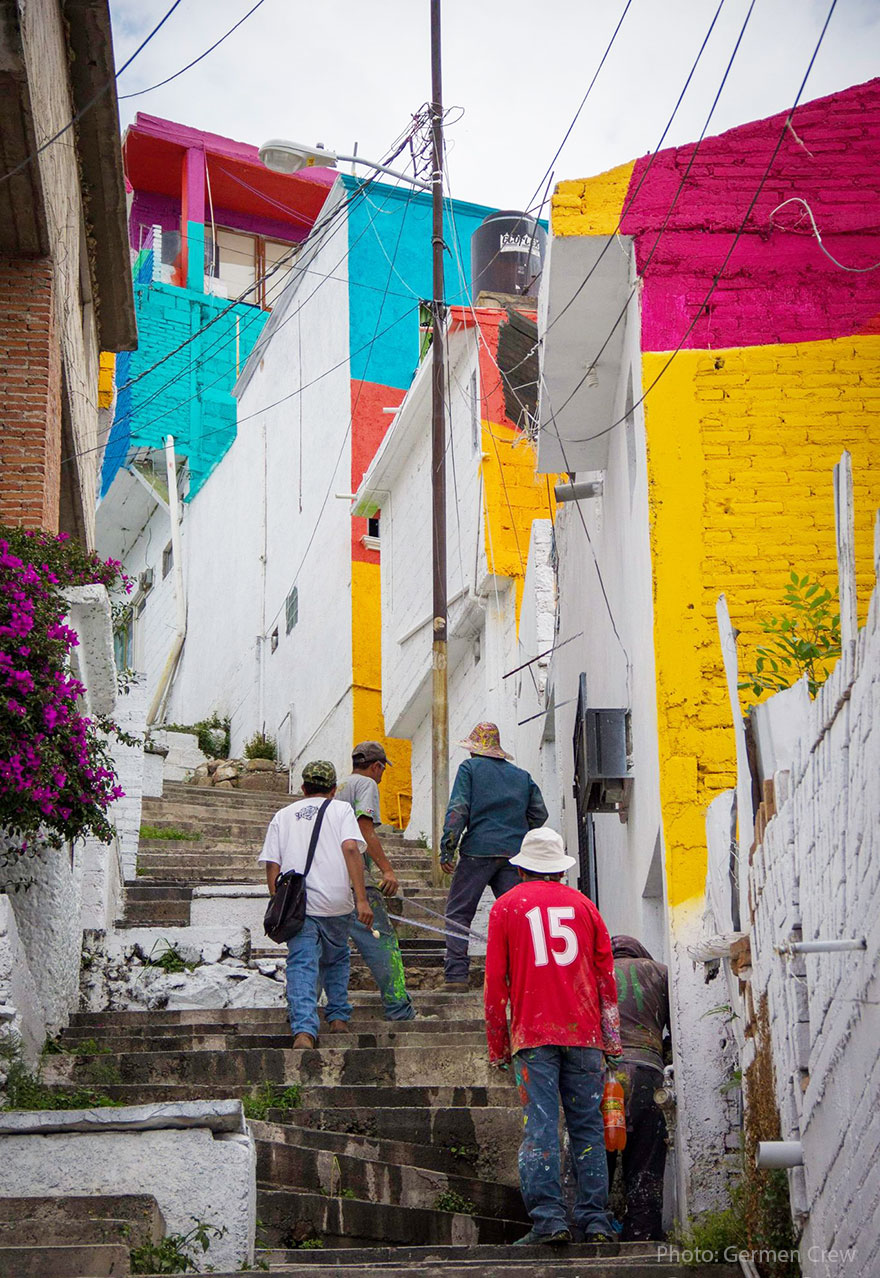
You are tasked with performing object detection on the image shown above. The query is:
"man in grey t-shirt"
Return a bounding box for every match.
[335,741,415,1021]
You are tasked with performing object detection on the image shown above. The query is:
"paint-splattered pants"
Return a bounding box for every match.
[513,1044,614,1238]
[348,887,415,1020]
[606,1062,667,1240]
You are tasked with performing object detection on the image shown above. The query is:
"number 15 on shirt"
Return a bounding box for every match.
[525,905,579,967]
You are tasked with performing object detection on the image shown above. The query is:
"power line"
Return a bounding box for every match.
[769,196,880,273]
[119,0,268,100]
[545,0,758,414]
[0,0,185,186]
[542,0,840,451]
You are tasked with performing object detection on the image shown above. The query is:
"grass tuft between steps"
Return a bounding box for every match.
[140,824,201,841]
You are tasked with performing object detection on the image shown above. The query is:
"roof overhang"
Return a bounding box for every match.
[0,0,49,254]
[125,113,336,242]
[537,233,634,473]
[64,0,137,351]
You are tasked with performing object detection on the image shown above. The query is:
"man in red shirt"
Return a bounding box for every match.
[484,828,622,1248]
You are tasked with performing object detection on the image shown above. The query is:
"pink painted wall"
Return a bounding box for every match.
[620,78,880,351]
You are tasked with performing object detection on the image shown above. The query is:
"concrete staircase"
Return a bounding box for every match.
[32,785,739,1276]
[0,1193,164,1276]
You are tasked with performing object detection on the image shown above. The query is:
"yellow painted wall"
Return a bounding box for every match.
[98,352,115,409]
[647,336,880,908]
[551,161,636,237]
[480,420,557,621]
[350,558,413,828]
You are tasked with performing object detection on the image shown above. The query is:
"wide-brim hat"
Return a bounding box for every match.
[510,828,576,874]
[457,721,513,760]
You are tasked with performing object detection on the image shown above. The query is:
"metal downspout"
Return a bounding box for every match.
[147,436,187,725]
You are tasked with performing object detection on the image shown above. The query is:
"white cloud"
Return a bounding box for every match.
[110,0,880,211]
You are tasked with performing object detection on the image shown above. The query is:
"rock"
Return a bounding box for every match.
[214,763,239,782]
[256,959,280,977]
[194,775,213,787]
[201,942,225,965]
[239,773,277,792]
[193,763,210,778]
[220,957,247,968]
[214,779,236,790]
[207,758,222,774]
[245,757,275,772]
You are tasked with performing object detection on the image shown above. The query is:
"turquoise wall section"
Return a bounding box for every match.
[343,176,494,390]
[101,280,268,499]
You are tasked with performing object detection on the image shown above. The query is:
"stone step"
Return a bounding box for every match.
[49,1042,502,1089]
[219,1250,736,1278]
[248,1119,506,1183]
[0,1242,132,1276]
[68,992,484,1027]
[256,1186,523,1248]
[0,1194,163,1250]
[118,899,192,927]
[254,1134,528,1221]
[288,1104,523,1169]
[54,1029,487,1056]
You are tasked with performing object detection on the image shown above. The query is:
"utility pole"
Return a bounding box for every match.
[429,0,448,887]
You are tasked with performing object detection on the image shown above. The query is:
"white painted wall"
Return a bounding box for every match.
[162,193,355,774]
[537,242,731,1220]
[743,578,880,1278]
[364,318,540,838]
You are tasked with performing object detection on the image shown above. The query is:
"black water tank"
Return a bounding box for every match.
[471,210,546,299]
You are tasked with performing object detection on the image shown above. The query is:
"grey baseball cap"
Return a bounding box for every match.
[352,741,392,766]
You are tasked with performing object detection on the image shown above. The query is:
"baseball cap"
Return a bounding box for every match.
[302,759,337,787]
[352,741,392,767]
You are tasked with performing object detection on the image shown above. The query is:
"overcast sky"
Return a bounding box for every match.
[109,0,879,212]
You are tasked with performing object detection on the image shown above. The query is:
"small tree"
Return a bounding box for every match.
[739,572,841,701]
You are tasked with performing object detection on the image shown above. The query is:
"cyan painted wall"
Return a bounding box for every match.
[100,281,269,498]
[343,176,494,389]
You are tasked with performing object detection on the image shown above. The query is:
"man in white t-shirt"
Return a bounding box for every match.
[259,759,373,1048]
[336,741,415,1021]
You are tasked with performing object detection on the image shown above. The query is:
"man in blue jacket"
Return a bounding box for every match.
[440,722,547,990]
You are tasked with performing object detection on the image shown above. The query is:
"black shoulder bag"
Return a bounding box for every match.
[263,798,332,944]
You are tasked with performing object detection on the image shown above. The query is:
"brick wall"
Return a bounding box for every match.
[0,257,61,531]
[745,568,880,1277]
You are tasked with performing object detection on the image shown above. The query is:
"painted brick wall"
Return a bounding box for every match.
[747,566,880,1278]
[102,282,267,498]
[646,337,880,911]
[0,257,61,531]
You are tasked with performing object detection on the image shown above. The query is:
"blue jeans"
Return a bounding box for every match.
[286,914,351,1039]
[444,854,519,981]
[347,887,414,1020]
[513,1045,613,1237]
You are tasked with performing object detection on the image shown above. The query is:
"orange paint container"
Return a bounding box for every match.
[601,1070,626,1151]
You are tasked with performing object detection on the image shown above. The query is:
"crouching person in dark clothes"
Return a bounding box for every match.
[608,935,671,1241]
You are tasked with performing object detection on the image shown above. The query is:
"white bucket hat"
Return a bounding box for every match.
[509,828,576,874]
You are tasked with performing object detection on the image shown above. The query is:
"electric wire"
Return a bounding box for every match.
[769,196,880,273]
[0,0,185,186]
[119,0,268,100]
[542,0,840,451]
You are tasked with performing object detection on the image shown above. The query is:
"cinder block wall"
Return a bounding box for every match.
[748,576,880,1277]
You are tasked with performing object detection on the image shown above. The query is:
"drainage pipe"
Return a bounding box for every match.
[755,1141,804,1169]
[147,436,187,726]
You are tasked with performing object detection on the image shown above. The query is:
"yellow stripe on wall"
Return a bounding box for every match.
[645,335,880,908]
[551,161,637,237]
[351,558,413,829]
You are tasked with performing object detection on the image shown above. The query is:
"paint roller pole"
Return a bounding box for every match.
[429,0,448,890]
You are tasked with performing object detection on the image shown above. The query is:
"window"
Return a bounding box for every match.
[285,585,299,635]
[162,542,173,579]
[367,515,380,540]
[270,626,279,653]
[209,228,296,310]
[113,613,133,672]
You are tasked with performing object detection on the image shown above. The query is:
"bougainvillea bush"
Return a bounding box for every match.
[0,525,132,856]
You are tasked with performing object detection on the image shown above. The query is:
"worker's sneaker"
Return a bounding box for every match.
[513,1227,572,1247]
[584,1231,620,1253]
[326,1020,348,1033]
[291,1032,317,1048]
[444,980,470,992]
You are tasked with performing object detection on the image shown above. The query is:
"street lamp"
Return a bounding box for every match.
[258,139,430,192]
